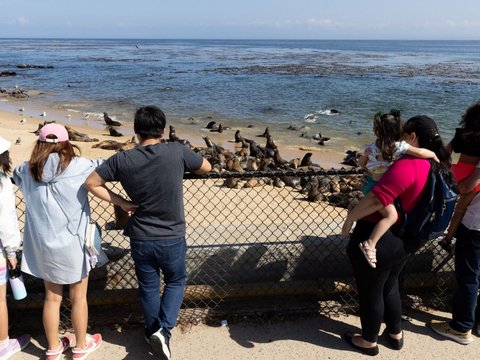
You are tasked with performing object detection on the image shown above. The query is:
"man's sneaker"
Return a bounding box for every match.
[476,323,480,336]
[72,333,102,360]
[149,328,171,360]
[0,334,30,360]
[430,320,474,345]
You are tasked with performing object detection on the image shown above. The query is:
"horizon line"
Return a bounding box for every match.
[0,37,479,42]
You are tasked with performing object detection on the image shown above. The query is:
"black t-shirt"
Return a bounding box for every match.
[96,142,203,240]
[451,128,480,156]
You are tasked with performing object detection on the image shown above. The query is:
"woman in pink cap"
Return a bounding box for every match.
[13,124,102,360]
[0,136,30,359]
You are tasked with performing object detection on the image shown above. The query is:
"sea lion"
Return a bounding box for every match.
[248,140,265,158]
[108,126,123,137]
[169,125,179,142]
[167,126,191,147]
[210,123,224,133]
[65,125,99,142]
[273,149,288,167]
[206,121,217,129]
[342,150,359,167]
[92,136,137,151]
[234,130,243,143]
[103,112,122,127]
[265,134,277,150]
[300,152,313,167]
[202,136,224,155]
[257,127,270,137]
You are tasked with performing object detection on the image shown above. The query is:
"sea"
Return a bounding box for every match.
[1,38,479,160]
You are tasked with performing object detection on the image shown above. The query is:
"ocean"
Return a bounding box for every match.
[1,38,479,158]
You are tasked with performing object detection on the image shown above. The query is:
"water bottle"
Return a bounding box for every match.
[8,268,27,300]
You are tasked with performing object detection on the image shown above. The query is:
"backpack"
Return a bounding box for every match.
[393,162,457,252]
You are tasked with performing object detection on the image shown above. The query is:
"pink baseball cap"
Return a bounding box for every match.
[38,123,69,143]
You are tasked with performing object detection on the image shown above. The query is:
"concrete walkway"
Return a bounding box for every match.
[11,308,480,360]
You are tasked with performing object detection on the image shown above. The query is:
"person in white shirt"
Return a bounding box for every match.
[0,136,30,359]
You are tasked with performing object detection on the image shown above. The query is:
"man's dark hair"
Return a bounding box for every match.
[134,106,166,139]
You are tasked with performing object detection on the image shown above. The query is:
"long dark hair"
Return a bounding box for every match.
[403,115,452,177]
[459,100,480,140]
[373,110,403,162]
[29,137,80,182]
[0,150,12,189]
[0,150,12,175]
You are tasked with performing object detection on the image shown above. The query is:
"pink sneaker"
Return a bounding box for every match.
[46,336,70,360]
[72,333,102,360]
[0,334,30,360]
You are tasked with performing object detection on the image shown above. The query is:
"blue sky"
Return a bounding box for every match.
[1,0,479,40]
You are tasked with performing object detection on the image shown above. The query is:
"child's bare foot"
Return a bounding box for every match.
[359,241,377,268]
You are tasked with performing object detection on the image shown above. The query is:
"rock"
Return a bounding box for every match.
[0,71,17,77]
[16,64,54,69]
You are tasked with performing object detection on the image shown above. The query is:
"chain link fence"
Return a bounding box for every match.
[10,169,456,327]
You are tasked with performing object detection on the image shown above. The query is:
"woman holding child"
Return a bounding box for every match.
[341,115,452,356]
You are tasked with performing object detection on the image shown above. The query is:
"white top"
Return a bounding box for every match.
[0,173,22,253]
[363,140,410,175]
[461,161,480,231]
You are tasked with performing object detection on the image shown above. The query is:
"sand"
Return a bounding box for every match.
[0,97,347,170]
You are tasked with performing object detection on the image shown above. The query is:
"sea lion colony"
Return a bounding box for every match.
[30,120,363,209]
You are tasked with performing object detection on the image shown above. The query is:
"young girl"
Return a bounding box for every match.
[439,101,480,252]
[13,125,102,360]
[0,136,30,360]
[354,110,439,268]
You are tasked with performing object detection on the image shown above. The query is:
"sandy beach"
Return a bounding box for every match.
[0,96,349,170]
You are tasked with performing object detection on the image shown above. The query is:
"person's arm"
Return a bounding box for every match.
[84,171,138,215]
[193,158,212,175]
[405,146,439,163]
[457,161,480,194]
[342,192,384,237]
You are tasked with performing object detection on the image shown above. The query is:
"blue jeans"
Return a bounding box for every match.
[451,224,480,332]
[131,237,187,338]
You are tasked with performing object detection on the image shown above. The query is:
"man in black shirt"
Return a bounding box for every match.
[85,106,211,359]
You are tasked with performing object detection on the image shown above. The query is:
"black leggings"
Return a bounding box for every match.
[347,220,410,342]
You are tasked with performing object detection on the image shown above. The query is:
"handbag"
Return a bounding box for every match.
[85,221,109,268]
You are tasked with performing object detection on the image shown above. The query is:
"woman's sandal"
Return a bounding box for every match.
[45,336,71,360]
[359,242,377,268]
